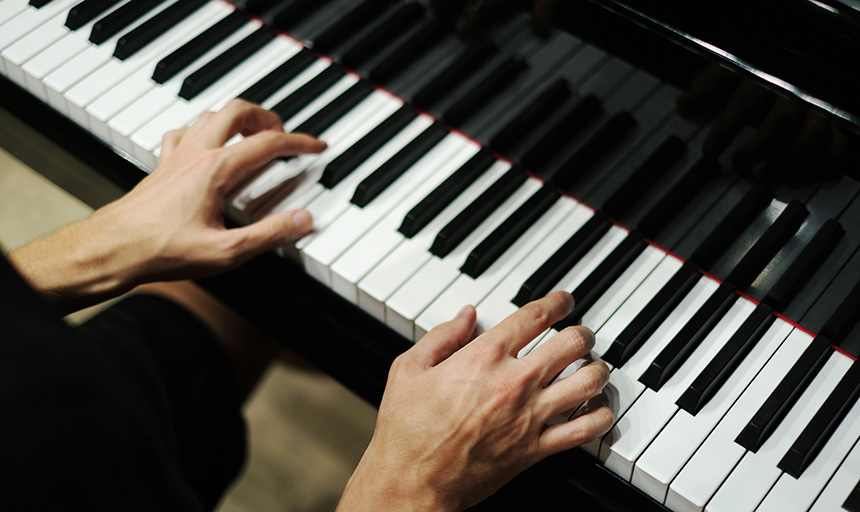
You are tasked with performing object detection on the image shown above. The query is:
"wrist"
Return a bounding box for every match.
[8,214,144,310]
[337,442,460,512]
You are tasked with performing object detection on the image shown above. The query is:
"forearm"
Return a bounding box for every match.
[7,212,143,311]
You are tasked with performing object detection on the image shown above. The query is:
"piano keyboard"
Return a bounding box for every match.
[3,0,860,510]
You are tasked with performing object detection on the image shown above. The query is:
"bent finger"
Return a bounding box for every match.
[537,399,613,458]
[187,99,285,148]
[408,305,478,370]
[160,127,188,163]
[218,131,327,190]
[538,360,609,420]
[526,325,594,382]
[489,291,573,356]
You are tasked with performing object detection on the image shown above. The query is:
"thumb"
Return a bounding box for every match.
[231,209,314,257]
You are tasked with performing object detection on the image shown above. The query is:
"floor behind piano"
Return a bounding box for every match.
[0,141,378,511]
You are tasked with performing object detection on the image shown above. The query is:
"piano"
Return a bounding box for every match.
[2,0,860,509]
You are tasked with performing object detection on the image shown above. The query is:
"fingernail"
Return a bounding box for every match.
[457,305,473,319]
[291,209,313,237]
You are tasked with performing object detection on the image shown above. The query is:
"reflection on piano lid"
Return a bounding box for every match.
[2,0,860,510]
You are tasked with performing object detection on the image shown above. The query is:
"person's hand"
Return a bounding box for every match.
[677,63,847,180]
[8,99,326,311]
[337,291,612,511]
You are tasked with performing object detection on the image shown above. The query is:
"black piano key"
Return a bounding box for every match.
[520,95,603,173]
[637,157,721,240]
[443,56,529,127]
[735,335,834,452]
[271,0,331,31]
[547,112,638,191]
[461,185,560,279]
[351,122,448,208]
[688,181,772,270]
[369,21,445,84]
[677,303,776,415]
[30,0,54,8]
[764,219,844,311]
[602,135,688,219]
[488,79,572,154]
[292,80,374,137]
[319,105,416,189]
[778,360,860,478]
[152,11,246,84]
[557,233,648,329]
[237,48,316,105]
[398,148,496,238]
[845,480,860,512]
[66,0,122,30]
[821,279,860,343]
[339,2,424,69]
[270,66,344,123]
[411,42,497,109]
[639,281,738,391]
[601,262,701,368]
[89,0,160,45]
[512,213,612,308]
[430,166,527,259]
[114,0,208,60]
[178,26,275,100]
[242,0,284,16]
[724,200,808,290]
[311,0,393,53]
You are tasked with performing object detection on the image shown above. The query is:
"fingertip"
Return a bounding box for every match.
[289,209,313,239]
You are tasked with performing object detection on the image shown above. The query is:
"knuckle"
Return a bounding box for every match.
[556,326,593,354]
[575,366,605,397]
[520,302,551,327]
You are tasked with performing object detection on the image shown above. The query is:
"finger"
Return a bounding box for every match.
[489,291,573,355]
[408,305,477,369]
[731,97,802,171]
[537,398,613,457]
[187,99,285,148]
[218,208,314,264]
[539,360,609,420]
[525,325,594,383]
[703,80,774,158]
[217,131,327,191]
[160,127,188,163]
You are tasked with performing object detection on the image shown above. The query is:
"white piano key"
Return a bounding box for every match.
[357,160,514,322]
[601,289,751,480]
[705,352,851,512]
[757,386,860,512]
[64,1,228,127]
[470,217,627,340]
[586,246,667,356]
[592,254,683,360]
[85,6,239,141]
[298,115,437,283]
[808,435,860,512]
[2,10,69,87]
[394,194,578,335]
[0,0,29,26]
[385,178,545,340]
[43,0,171,115]
[106,19,258,154]
[130,37,305,167]
[0,0,76,52]
[330,142,481,303]
[22,1,130,100]
[664,329,815,512]
[415,180,593,339]
[631,318,793,504]
[232,92,404,222]
[592,271,711,456]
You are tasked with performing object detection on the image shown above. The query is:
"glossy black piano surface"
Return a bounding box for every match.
[2,0,860,510]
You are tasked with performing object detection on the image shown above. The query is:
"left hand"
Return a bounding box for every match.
[8,99,326,310]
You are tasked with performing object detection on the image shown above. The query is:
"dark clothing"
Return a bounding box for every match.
[0,256,246,511]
